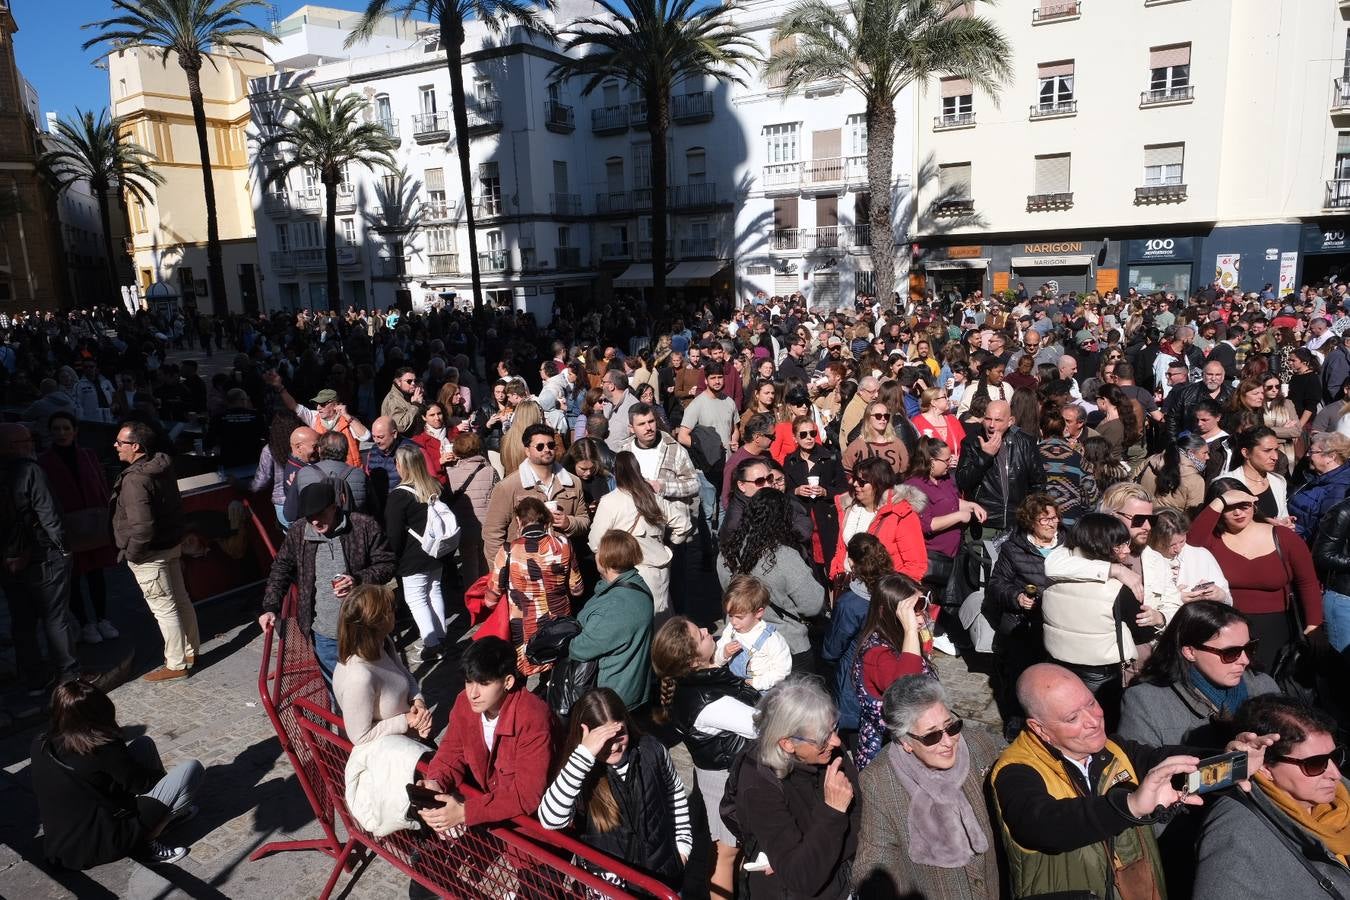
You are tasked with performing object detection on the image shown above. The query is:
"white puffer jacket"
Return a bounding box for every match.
[345,733,426,837]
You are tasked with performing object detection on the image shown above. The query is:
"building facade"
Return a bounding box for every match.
[912,0,1350,300]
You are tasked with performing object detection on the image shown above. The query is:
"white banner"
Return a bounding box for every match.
[1215,253,1241,290]
[1279,251,1298,297]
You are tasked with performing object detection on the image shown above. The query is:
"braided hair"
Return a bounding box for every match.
[650,616,703,724]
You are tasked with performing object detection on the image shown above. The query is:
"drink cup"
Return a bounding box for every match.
[807,475,820,488]
[545,500,559,513]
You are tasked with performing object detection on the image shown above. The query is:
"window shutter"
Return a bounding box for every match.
[774,198,798,229]
[425,168,445,192]
[1338,132,1350,155]
[1038,61,1075,78]
[1149,44,1191,68]
[941,77,973,98]
[1034,154,1071,194]
[1143,144,1185,167]
[939,163,972,197]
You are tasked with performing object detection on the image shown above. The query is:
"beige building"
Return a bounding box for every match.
[109,44,271,315]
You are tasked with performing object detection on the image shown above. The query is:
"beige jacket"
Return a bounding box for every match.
[481,462,590,564]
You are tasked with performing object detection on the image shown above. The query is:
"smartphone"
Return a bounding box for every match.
[1172,750,1247,795]
[1192,581,1215,592]
[406,783,444,811]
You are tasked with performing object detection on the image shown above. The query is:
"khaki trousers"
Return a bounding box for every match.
[128,545,200,670]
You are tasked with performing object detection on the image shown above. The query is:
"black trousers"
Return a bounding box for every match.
[3,550,79,684]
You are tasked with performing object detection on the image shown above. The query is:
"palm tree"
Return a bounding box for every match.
[347,0,557,316]
[257,90,398,311]
[39,109,163,305]
[83,0,276,317]
[560,0,758,315]
[767,0,1010,308]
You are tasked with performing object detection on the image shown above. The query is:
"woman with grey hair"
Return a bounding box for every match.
[732,678,860,899]
[853,676,1003,899]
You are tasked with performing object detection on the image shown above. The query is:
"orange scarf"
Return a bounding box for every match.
[1254,772,1350,865]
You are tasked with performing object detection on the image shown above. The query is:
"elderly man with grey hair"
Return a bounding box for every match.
[840,375,880,445]
[855,676,1002,899]
[733,678,859,898]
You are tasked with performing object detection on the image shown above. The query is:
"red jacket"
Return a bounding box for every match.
[829,490,927,581]
[411,432,448,484]
[425,688,557,827]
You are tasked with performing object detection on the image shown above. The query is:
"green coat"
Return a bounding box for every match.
[569,568,654,709]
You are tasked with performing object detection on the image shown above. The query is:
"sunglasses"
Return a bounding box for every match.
[1193,640,1259,664]
[1222,501,1255,513]
[740,474,771,487]
[531,441,555,451]
[789,724,840,749]
[907,718,964,746]
[796,429,816,438]
[1119,512,1157,528]
[870,412,890,420]
[1268,746,1346,778]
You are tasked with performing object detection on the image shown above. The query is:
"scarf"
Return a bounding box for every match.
[1186,666,1249,717]
[888,736,989,868]
[1183,448,1207,476]
[424,424,450,451]
[1253,774,1350,865]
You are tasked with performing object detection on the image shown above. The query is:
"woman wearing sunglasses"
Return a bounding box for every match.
[1195,695,1350,900]
[854,675,1000,900]
[851,573,932,768]
[783,414,845,574]
[1187,479,1322,672]
[828,457,928,584]
[1119,601,1276,748]
[842,400,910,481]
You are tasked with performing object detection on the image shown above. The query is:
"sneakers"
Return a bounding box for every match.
[80,623,103,645]
[142,666,189,683]
[930,633,960,657]
[97,619,120,640]
[142,839,189,865]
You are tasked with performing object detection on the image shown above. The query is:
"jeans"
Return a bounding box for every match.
[695,470,719,534]
[1324,589,1350,653]
[274,503,290,530]
[127,735,203,826]
[3,550,79,684]
[401,564,448,648]
[313,632,339,684]
[127,546,200,671]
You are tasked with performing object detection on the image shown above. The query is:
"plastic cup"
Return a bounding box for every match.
[807,475,820,488]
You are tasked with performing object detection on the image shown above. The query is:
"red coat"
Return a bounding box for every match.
[411,432,449,484]
[829,491,927,581]
[425,688,557,827]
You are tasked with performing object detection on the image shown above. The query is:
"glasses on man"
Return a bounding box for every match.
[1192,640,1259,665]
[531,441,555,451]
[1268,746,1346,778]
[907,718,964,747]
[1117,512,1156,528]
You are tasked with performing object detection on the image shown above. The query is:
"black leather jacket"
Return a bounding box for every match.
[667,667,761,771]
[955,427,1045,532]
[1164,381,1233,441]
[1313,495,1350,595]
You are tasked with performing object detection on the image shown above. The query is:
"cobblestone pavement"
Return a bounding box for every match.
[0,560,999,899]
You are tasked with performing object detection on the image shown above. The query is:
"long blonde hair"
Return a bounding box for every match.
[395,444,441,504]
[501,400,543,474]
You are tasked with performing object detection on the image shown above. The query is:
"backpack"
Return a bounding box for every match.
[395,485,461,558]
[324,470,354,512]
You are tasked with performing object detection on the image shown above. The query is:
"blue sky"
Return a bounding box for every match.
[15,0,374,123]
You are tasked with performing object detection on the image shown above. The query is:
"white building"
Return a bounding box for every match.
[247,0,915,317]
[40,112,112,305]
[912,0,1350,300]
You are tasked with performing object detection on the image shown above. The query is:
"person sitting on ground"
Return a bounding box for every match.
[714,574,793,692]
[332,583,431,746]
[30,679,204,869]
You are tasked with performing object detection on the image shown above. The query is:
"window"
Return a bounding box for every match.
[553,160,568,194]
[474,77,496,105]
[341,218,355,245]
[425,167,446,214]
[427,225,455,254]
[603,83,620,107]
[1149,44,1190,93]
[375,94,391,123]
[303,166,319,195]
[633,143,652,189]
[847,114,868,156]
[765,123,799,163]
[938,162,972,199]
[1143,143,1185,185]
[940,79,973,119]
[768,36,797,88]
[606,157,625,193]
[548,82,562,103]
[296,220,321,248]
[130,200,146,233]
[276,223,290,251]
[1336,133,1350,180]
[686,149,706,183]
[420,86,437,114]
[1033,154,1071,194]
[479,162,501,215]
[486,230,503,253]
[382,173,398,196]
[557,226,571,248]
[1037,61,1074,108]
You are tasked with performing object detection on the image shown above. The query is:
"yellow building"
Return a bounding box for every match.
[109,44,271,315]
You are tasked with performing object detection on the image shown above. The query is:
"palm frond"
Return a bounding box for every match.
[83,0,277,66]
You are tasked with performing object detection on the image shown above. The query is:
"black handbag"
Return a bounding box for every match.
[546,656,597,720]
[1268,529,1331,705]
[525,615,582,666]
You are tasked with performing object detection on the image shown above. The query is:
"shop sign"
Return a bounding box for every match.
[1125,237,1194,262]
[1303,224,1349,255]
[1022,241,1084,254]
[948,245,983,259]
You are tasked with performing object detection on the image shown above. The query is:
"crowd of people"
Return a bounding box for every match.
[12,280,1350,898]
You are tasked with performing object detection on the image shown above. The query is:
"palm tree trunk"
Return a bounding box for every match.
[650,89,670,319]
[182,63,229,317]
[444,29,482,316]
[867,100,897,309]
[324,177,340,311]
[96,188,120,305]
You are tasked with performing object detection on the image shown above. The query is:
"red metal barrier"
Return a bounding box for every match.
[293,697,680,900]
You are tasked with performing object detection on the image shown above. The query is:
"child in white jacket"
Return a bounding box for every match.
[714,575,792,691]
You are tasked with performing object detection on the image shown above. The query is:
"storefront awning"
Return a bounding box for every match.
[614,264,653,288]
[922,258,989,270]
[667,260,727,286]
[1010,254,1094,268]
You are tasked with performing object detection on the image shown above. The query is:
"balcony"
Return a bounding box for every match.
[770,228,801,252]
[263,192,289,216]
[763,162,803,195]
[1135,181,1188,203]
[637,239,672,259]
[1334,78,1350,113]
[376,117,400,141]
[478,249,511,273]
[1032,1,1081,22]
[293,248,325,270]
[932,197,975,216]
[933,112,976,131]
[374,254,409,278]
[556,246,582,269]
[269,250,295,273]
[294,189,322,213]
[1140,85,1195,107]
[428,252,460,274]
[550,193,583,215]
[670,181,719,208]
[412,111,450,142]
[672,91,713,123]
[1029,100,1077,120]
[337,245,361,267]
[679,237,718,256]
[1326,179,1350,209]
[544,100,575,133]
[595,191,631,214]
[592,105,628,134]
[629,99,648,128]
[600,241,632,260]
[466,99,502,134]
[423,200,456,221]
[335,183,356,212]
[842,224,870,248]
[1026,191,1075,211]
[802,157,850,191]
